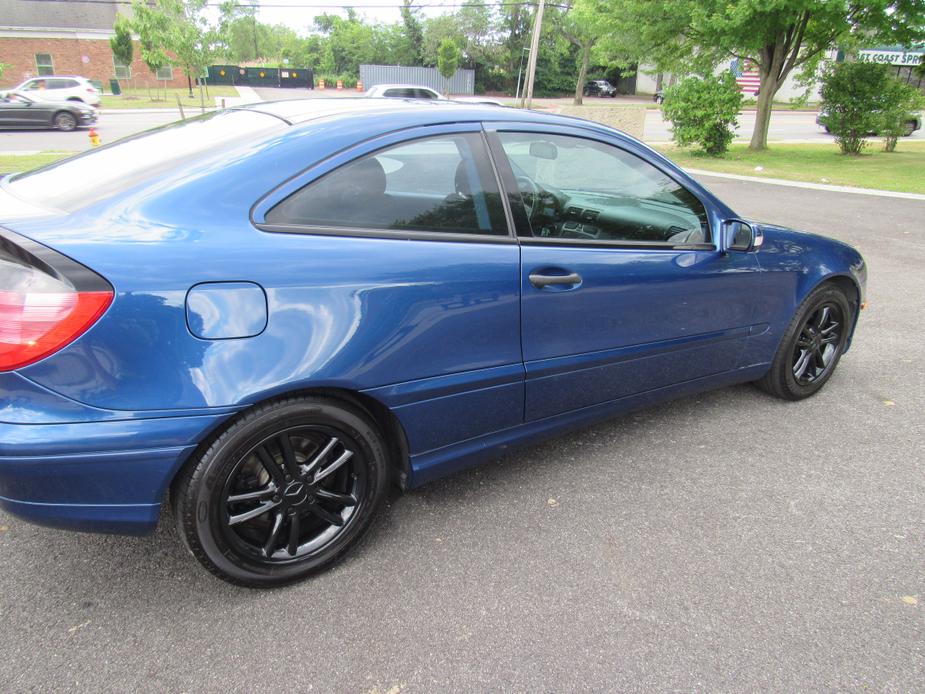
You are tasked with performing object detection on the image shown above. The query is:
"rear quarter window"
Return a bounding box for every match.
[5,110,286,212]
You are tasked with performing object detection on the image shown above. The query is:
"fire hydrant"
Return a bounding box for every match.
[88,128,101,147]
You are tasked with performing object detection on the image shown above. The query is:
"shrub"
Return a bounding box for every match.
[877,77,924,152]
[819,61,888,155]
[661,72,743,156]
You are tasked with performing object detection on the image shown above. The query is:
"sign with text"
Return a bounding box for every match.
[857,50,923,66]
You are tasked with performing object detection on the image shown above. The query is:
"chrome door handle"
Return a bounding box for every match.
[528,272,582,288]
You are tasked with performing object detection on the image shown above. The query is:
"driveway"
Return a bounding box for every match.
[1,180,922,692]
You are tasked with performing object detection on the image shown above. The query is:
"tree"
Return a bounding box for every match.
[400,0,425,64]
[131,0,172,98]
[131,0,212,97]
[608,0,925,151]
[662,72,743,155]
[437,38,461,94]
[558,0,630,105]
[110,14,134,87]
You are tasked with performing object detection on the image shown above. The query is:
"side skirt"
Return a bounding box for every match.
[406,363,769,487]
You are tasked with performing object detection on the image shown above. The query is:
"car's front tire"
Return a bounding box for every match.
[756,284,853,400]
[173,395,389,587]
[53,112,77,131]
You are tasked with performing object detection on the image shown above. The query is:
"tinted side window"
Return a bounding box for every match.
[266,133,508,236]
[498,132,710,245]
[415,89,437,99]
[383,88,414,98]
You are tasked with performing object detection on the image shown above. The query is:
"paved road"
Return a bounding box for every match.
[0,110,182,152]
[1,180,922,692]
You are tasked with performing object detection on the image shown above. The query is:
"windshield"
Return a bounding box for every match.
[6,110,286,212]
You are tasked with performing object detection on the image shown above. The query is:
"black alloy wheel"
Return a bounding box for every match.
[54,112,77,131]
[220,426,364,562]
[756,284,853,400]
[174,396,389,587]
[791,303,843,386]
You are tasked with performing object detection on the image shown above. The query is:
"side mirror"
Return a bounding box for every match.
[723,219,763,252]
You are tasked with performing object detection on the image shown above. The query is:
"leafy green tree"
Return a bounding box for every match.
[662,72,744,155]
[437,38,461,94]
[131,0,211,96]
[819,61,887,154]
[607,0,925,151]
[558,0,629,105]
[496,3,533,92]
[110,14,134,85]
[131,0,172,97]
[400,0,425,64]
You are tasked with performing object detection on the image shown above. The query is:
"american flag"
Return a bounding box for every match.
[732,59,762,95]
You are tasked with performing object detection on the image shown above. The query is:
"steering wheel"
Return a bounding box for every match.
[515,175,539,220]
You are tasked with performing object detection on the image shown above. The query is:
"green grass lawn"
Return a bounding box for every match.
[0,151,74,175]
[656,141,925,195]
[101,85,238,109]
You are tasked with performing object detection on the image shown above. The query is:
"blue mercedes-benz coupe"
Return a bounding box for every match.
[0,100,866,586]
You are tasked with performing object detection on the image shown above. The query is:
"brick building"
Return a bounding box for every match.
[0,0,187,89]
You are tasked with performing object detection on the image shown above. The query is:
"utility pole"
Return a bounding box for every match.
[519,0,545,109]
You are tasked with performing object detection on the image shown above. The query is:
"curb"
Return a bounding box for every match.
[686,168,925,201]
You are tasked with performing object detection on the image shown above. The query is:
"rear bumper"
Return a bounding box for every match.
[0,412,231,534]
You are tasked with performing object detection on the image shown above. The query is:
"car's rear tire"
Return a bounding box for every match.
[755,284,853,400]
[902,120,916,137]
[53,112,77,131]
[173,395,389,587]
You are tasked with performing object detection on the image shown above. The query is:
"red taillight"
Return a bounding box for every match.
[0,229,113,372]
[0,290,112,371]
[86,88,95,93]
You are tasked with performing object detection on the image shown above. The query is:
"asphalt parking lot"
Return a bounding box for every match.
[1,178,922,692]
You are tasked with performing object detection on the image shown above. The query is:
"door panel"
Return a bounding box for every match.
[489,127,763,420]
[0,100,34,127]
[521,244,758,419]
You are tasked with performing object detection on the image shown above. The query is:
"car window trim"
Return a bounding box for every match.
[483,123,716,251]
[253,125,518,244]
[519,236,716,252]
[257,223,517,244]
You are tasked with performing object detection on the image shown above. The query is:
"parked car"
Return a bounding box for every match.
[365,83,504,106]
[0,75,101,107]
[365,83,443,100]
[583,79,617,97]
[816,109,922,136]
[0,100,866,587]
[0,92,97,131]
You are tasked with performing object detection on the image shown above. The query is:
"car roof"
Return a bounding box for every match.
[370,84,438,90]
[237,97,470,124]
[21,75,88,80]
[234,98,634,143]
